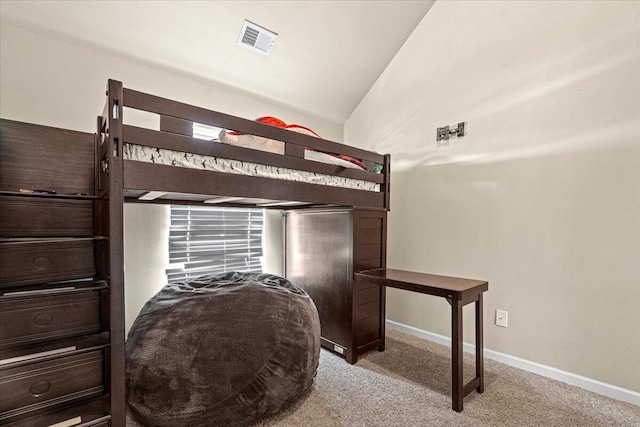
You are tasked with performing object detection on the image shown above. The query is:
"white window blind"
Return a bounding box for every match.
[166,205,264,282]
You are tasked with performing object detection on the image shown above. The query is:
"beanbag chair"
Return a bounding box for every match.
[126,272,321,427]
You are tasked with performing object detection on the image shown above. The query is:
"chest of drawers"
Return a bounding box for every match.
[0,119,114,426]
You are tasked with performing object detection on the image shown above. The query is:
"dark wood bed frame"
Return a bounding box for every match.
[101,80,390,209]
[0,79,390,426]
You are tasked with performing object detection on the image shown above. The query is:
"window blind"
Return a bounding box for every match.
[166,205,264,282]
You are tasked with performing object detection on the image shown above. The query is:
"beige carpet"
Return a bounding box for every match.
[129,329,640,426]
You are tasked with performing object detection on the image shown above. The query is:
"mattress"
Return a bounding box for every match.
[123,144,380,192]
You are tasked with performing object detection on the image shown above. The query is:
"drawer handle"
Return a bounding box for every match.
[30,379,51,396]
[33,256,51,270]
[33,313,53,326]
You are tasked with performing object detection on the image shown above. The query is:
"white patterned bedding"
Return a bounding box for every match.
[123,144,380,192]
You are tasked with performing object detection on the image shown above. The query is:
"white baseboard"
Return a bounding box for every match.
[386,319,640,406]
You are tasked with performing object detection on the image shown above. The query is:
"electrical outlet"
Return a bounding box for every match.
[496,310,508,327]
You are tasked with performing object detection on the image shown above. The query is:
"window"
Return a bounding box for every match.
[166,205,264,282]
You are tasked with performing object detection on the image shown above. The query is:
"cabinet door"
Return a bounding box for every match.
[285,210,353,350]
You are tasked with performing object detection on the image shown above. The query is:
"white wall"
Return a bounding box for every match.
[0,23,339,332]
[122,204,169,333]
[263,210,284,277]
[346,1,640,392]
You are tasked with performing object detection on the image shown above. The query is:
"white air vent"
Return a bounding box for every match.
[237,20,277,55]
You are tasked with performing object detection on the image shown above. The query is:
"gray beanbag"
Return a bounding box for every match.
[126,272,321,427]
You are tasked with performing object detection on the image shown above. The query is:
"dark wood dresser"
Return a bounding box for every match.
[284,208,387,364]
[0,119,114,426]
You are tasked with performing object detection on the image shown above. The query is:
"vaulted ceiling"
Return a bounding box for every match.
[0,1,435,123]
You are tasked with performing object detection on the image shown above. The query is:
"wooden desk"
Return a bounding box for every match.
[354,268,488,412]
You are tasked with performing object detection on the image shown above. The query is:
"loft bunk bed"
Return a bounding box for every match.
[0,79,391,426]
[99,79,391,425]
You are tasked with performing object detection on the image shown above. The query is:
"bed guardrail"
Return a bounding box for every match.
[98,79,390,210]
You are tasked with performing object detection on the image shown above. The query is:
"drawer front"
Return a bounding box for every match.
[0,292,101,349]
[0,350,104,417]
[354,286,380,305]
[354,283,383,347]
[353,210,386,272]
[354,300,380,321]
[3,415,110,427]
[0,240,95,288]
[356,315,381,346]
[0,196,93,238]
[0,119,95,196]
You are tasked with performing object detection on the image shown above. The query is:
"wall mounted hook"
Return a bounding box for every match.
[437,122,465,142]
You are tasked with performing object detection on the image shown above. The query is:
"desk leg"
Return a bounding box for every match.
[451,298,464,412]
[476,293,485,393]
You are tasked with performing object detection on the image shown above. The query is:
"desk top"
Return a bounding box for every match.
[354,268,488,301]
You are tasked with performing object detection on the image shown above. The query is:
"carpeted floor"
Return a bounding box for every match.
[128,329,640,426]
[256,329,639,427]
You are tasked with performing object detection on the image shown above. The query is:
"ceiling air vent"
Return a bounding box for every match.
[237,20,277,56]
